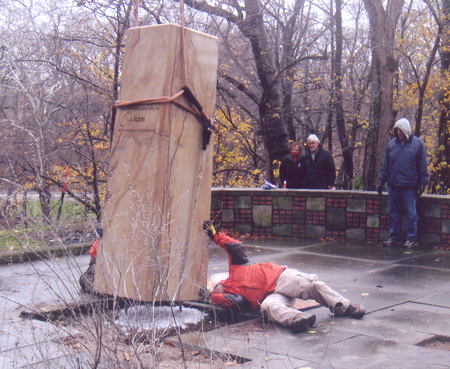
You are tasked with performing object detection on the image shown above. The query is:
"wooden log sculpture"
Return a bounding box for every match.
[93,24,218,302]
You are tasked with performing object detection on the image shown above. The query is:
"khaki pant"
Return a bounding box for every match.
[260,268,350,328]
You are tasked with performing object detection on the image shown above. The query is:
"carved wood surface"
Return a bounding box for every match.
[94,24,218,302]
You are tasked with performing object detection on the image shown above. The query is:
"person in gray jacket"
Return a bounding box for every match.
[377,118,428,248]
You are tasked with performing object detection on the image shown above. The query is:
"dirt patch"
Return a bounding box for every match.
[417,335,450,351]
[56,312,245,368]
[26,298,252,368]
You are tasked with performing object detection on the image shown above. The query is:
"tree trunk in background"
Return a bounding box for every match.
[183,0,289,183]
[240,0,289,181]
[280,0,308,143]
[109,0,133,143]
[334,0,353,189]
[362,0,404,190]
[39,184,52,225]
[87,128,102,222]
[430,0,450,194]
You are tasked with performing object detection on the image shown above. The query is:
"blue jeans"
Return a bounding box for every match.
[388,186,417,242]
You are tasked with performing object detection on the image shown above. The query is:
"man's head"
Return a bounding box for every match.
[393,118,412,141]
[307,134,320,153]
[213,283,225,294]
[207,272,229,293]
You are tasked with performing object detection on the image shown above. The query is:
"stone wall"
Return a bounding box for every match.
[210,188,450,247]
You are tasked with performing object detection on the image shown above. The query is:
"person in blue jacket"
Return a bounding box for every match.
[377,118,429,248]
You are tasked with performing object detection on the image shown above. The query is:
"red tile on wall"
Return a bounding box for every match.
[252,196,273,205]
[325,230,345,239]
[346,212,366,228]
[293,224,306,238]
[366,199,381,214]
[253,227,272,237]
[293,197,306,210]
[326,198,347,208]
[273,210,293,223]
[442,205,450,219]
[306,211,326,225]
[366,228,380,242]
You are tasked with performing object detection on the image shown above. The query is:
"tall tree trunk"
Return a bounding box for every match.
[109,0,133,142]
[280,0,307,143]
[39,183,52,225]
[326,0,335,153]
[334,0,353,189]
[183,0,290,182]
[260,84,289,182]
[430,0,450,193]
[411,0,441,138]
[87,128,102,221]
[240,0,289,181]
[282,72,296,142]
[22,189,28,229]
[362,0,404,190]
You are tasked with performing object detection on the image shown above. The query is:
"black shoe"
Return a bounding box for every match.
[383,238,401,248]
[290,313,316,333]
[333,302,366,319]
[344,303,366,319]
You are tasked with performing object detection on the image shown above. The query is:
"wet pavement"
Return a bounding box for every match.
[0,253,95,368]
[189,239,450,368]
[1,238,450,368]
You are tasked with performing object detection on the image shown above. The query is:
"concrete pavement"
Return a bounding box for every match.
[1,238,450,368]
[0,253,95,368]
[184,238,450,368]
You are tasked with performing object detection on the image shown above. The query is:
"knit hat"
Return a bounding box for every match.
[207,272,229,292]
[307,134,320,143]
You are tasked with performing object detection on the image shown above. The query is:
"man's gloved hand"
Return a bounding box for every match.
[199,287,211,301]
[417,185,426,197]
[203,220,217,240]
[377,181,385,196]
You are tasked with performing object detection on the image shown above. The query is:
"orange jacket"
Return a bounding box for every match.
[212,233,286,310]
[88,239,100,259]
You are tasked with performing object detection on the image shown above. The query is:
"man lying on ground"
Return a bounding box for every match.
[204,221,365,333]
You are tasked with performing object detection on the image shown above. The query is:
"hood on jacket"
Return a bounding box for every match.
[394,118,412,140]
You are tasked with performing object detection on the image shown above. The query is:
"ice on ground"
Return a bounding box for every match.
[115,305,207,331]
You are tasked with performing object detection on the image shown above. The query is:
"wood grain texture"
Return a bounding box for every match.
[94,24,218,302]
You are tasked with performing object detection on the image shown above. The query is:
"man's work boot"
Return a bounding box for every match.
[333,302,366,319]
[290,313,316,333]
[343,303,366,319]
